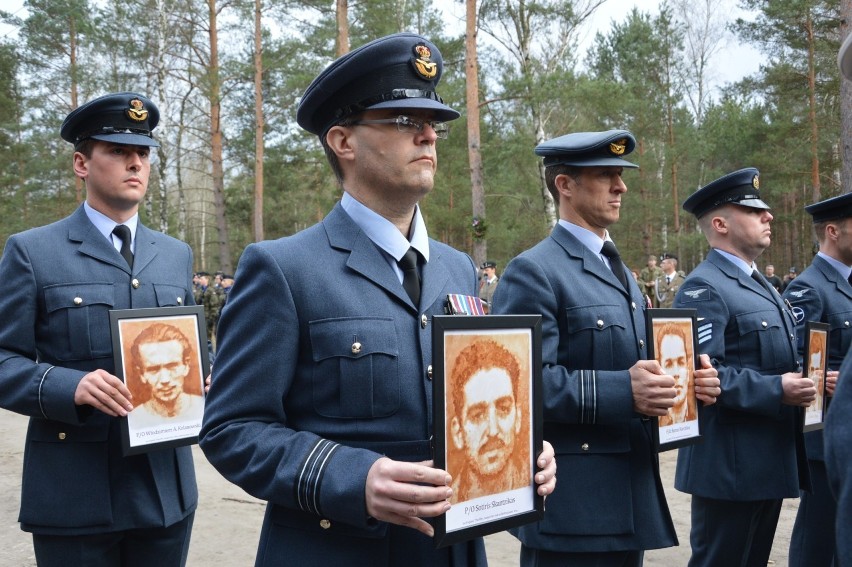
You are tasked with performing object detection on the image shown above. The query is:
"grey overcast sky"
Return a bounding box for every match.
[0,0,763,91]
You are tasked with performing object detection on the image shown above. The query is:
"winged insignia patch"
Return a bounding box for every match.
[683,288,708,299]
[788,289,808,298]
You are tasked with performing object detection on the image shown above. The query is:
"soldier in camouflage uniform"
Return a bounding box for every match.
[195,272,222,341]
[640,254,664,306]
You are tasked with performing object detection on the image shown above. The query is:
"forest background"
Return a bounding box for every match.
[2,0,852,276]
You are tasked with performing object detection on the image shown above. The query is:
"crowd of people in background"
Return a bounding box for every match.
[191,270,234,342]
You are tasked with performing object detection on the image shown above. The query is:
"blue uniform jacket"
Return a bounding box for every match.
[199,204,486,567]
[674,249,808,500]
[782,255,852,462]
[491,224,676,554]
[0,205,197,534]
[824,344,852,566]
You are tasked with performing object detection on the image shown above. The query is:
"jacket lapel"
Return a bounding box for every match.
[67,206,131,273]
[550,224,629,296]
[324,204,416,308]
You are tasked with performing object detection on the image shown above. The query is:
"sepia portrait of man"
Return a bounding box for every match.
[446,335,531,503]
[806,329,827,420]
[122,319,205,431]
[654,320,698,427]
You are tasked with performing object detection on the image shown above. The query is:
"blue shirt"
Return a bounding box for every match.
[341,192,430,283]
[557,219,616,270]
[83,202,138,255]
[817,251,852,281]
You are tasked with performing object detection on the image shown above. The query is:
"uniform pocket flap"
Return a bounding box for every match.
[565,304,627,332]
[44,282,115,314]
[309,317,399,362]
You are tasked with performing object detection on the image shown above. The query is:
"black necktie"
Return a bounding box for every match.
[848,272,852,287]
[751,270,770,293]
[398,247,421,306]
[601,241,629,290]
[112,224,134,269]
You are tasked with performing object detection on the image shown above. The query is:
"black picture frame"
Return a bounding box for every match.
[109,306,208,456]
[432,314,543,548]
[803,321,830,432]
[646,308,703,451]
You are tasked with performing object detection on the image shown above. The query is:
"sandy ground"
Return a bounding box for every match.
[0,410,797,566]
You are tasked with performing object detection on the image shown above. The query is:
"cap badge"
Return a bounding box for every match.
[752,174,759,189]
[126,98,148,123]
[412,43,438,80]
[609,138,627,156]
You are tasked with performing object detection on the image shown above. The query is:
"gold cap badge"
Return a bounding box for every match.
[412,43,437,80]
[752,174,759,189]
[609,139,627,156]
[126,98,148,123]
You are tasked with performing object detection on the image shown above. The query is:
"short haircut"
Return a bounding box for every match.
[451,339,521,419]
[321,134,345,186]
[130,323,192,373]
[655,322,689,360]
[74,139,96,158]
[544,164,583,206]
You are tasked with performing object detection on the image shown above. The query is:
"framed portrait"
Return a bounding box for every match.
[803,321,830,432]
[432,314,543,548]
[646,308,702,451]
[109,306,209,456]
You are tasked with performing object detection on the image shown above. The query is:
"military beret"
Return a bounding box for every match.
[805,192,852,223]
[840,33,852,81]
[60,92,160,147]
[481,261,496,269]
[535,130,639,168]
[789,267,797,274]
[682,167,770,218]
[296,33,460,137]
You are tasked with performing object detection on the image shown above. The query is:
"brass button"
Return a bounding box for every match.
[596,319,604,328]
[581,443,589,451]
[421,315,428,328]
[132,279,140,289]
[845,321,850,327]
[639,339,645,349]
[351,342,362,355]
[58,433,66,440]
[427,365,433,380]
[73,297,82,306]
[319,519,331,529]
[177,297,183,305]
[761,321,768,328]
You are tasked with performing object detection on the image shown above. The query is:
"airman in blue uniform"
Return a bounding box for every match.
[198,33,556,567]
[674,167,815,567]
[0,93,198,566]
[825,35,852,567]
[783,191,852,567]
[493,130,719,567]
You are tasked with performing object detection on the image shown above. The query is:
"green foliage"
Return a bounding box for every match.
[0,0,845,278]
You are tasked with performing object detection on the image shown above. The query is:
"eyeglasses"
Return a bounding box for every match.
[347,115,449,139]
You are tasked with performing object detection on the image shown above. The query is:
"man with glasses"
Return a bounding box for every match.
[199,33,556,567]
